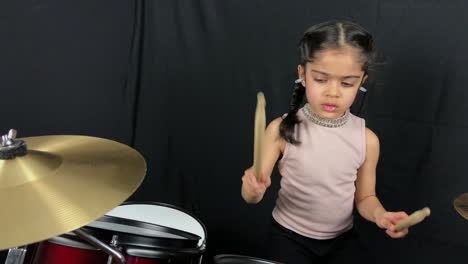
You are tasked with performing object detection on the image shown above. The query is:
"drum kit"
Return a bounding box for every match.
[0,129,280,264]
[0,129,207,264]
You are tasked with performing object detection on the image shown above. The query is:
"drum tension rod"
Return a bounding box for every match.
[74,229,126,264]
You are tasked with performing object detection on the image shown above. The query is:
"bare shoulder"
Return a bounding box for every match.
[265,117,286,149]
[364,128,380,163]
[365,127,380,148]
[266,117,283,133]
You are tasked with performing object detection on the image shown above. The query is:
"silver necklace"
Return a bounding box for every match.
[302,103,349,128]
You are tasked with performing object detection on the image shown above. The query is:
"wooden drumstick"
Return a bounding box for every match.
[253,92,266,181]
[394,207,431,232]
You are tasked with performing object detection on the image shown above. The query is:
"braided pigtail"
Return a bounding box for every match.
[279,80,306,144]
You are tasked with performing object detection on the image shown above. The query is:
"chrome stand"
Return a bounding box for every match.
[4,247,27,264]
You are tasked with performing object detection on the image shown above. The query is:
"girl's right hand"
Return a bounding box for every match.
[241,168,271,204]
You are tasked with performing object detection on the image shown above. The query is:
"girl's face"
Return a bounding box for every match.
[298,46,367,119]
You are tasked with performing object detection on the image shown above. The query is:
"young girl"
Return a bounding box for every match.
[241,21,409,263]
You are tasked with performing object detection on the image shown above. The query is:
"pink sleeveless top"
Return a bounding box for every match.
[272,107,366,239]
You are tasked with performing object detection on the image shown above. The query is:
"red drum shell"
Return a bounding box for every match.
[31,237,108,264]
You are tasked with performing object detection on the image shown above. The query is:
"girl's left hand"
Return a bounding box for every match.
[375,210,409,239]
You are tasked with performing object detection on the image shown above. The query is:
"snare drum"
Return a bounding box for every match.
[86,215,202,263]
[101,202,207,264]
[106,202,207,249]
[214,254,284,264]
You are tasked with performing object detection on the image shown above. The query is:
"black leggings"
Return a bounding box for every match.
[263,218,374,264]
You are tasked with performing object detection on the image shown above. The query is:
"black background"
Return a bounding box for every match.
[1,0,468,263]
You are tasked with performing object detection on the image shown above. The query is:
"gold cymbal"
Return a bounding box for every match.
[0,135,146,250]
[454,193,468,220]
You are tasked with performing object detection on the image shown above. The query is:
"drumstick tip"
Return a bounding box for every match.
[394,206,431,232]
[257,92,265,106]
[422,207,431,216]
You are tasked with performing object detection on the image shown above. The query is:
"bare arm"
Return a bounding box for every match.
[355,128,385,221]
[241,117,285,204]
[355,128,409,238]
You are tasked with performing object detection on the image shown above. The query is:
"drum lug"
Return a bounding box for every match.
[73,229,126,264]
[107,235,123,264]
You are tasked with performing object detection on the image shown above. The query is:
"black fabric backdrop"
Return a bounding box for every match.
[1,0,468,263]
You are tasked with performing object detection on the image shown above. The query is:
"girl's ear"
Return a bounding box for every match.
[297,65,305,80]
[361,74,368,85]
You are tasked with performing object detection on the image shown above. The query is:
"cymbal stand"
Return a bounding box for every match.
[4,247,27,264]
[2,130,29,264]
[0,129,27,159]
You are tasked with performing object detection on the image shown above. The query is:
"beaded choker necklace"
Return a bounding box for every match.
[302,103,349,128]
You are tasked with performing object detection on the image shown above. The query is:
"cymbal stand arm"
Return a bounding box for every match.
[74,229,126,264]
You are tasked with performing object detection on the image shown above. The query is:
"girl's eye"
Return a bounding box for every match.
[314,79,327,83]
[342,82,354,87]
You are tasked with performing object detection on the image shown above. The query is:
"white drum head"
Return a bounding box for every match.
[105,203,206,247]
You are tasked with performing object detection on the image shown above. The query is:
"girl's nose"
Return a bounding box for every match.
[326,83,340,97]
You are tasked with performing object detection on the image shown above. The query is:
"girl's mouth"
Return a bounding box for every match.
[322,104,337,112]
